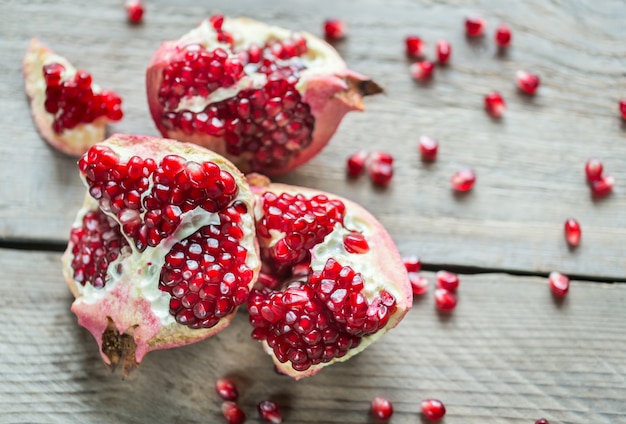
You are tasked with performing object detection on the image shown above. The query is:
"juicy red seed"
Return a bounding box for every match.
[419,136,439,161]
[258,400,282,424]
[495,23,512,47]
[436,270,459,291]
[43,62,65,86]
[465,16,485,36]
[421,398,446,421]
[215,378,239,401]
[369,162,393,186]
[209,14,224,29]
[343,232,370,254]
[410,60,435,80]
[371,396,394,420]
[591,175,615,197]
[436,40,451,64]
[485,91,505,117]
[451,168,476,192]
[324,18,346,40]
[434,288,457,311]
[125,0,144,24]
[564,218,581,247]
[347,151,369,177]
[516,70,540,95]
[535,419,550,424]
[402,256,421,273]
[222,401,246,424]
[370,151,394,165]
[585,158,604,183]
[620,99,626,119]
[405,35,424,57]
[409,273,430,295]
[549,272,570,297]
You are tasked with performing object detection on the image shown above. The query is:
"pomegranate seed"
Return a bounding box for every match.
[484,91,505,118]
[585,158,604,183]
[343,232,370,254]
[410,61,435,81]
[402,256,421,273]
[436,40,451,64]
[419,136,438,161]
[564,218,581,247]
[591,175,615,197]
[549,272,570,297]
[324,18,346,40]
[370,151,394,165]
[215,378,239,401]
[516,70,540,95]
[436,270,459,291]
[409,273,430,295]
[620,99,626,119]
[405,35,425,57]
[465,16,485,37]
[421,398,446,421]
[371,396,394,420]
[369,162,393,186]
[535,419,550,424]
[450,168,476,192]
[258,400,282,424]
[434,289,457,311]
[346,151,369,177]
[125,0,144,24]
[495,23,512,47]
[222,401,246,424]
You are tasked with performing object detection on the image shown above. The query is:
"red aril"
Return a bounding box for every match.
[346,151,369,177]
[436,40,451,64]
[585,158,603,183]
[258,400,282,423]
[419,136,439,161]
[485,91,505,117]
[421,398,446,421]
[495,23,512,47]
[465,16,485,36]
[516,70,540,95]
[146,16,382,176]
[367,152,394,186]
[564,218,581,247]
[216,378,239,401]
[402,256,421,273]
[436,270,459,291]
[222,401,246,424]
[451,168,476,192]
[549,272,570,297]
[410,60,435,80]
[405,35,425,57]
[125,0,144,24]
[620,100,626,119]
[535,419,550,424]
[434,289,457,311]
[591,175,615,197]
[324,18,346,40]
[409,273,430,295]
[23,39,123,156]
[371,396,394,420]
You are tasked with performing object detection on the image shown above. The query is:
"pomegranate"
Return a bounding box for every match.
[23,39,123,156]
[246,175,412,379]
[62,134,260,376]
[146,16,382,176]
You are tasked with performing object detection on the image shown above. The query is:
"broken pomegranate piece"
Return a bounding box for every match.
[146,16,382,176]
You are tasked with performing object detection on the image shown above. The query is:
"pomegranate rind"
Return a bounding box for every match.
[248,178,412,379]
[146,17,381,176]
[22,38,111,156]
[62,134,260,373]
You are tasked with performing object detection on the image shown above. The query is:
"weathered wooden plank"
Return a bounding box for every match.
[1,0,625,280]
[0,249,624,423]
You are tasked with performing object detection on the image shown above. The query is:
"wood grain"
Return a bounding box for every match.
[0,248,624,423]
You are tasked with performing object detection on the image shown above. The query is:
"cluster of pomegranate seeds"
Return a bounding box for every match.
[434,270,459,311]
[419,135,439,161]
[421,398,446,421]
[346,151,369,177]
[451,168,476,192]
[405,35,425,57]
[248,258,397,371]
[563,218,581,247]
[69,209,129,288]
[215,378,239,401]
[484,91,506,117]
[222,401,246,424]
[402,256,430,295]
[516,70,541,95]
[346,151,395,186]
[620,99,626,119]
[436,40,452,65]
[125,0,144,24]
[42,63,123,133]
[371,396,394,420]
[324,18,346,40]
[465,16,486,37]
[258,400,282,423]
[549,271,570,297]
[495,23,512,47]
[410,60,435,81]
[584,158,615,197]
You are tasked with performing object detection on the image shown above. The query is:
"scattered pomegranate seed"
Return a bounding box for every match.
[324,18,346,40]
[516,70,540,95]
[125,0,144,24]
[535,419,550,424]
[563,218,581,247]
[371,396,394,420]
[402,256,422,273]
[620,99,626,119]
[215,378,239,401]
[484,91,506,118]
[419,136,439,161]
[450,168,476,192]
[436,40,451,64]
[436,270,459,291]
[346,151,369,177]
[410,61,435,81]
[465,16,485,37]
[369,162,394,186]
[549,272,570,297]
[258,400,282,424]
[585,158,604,183]
[434,288,457,311]
[370,151,394,165]
[421,398,446,421]
[591,175,615,197]
[222,401,246,424]
[409,273,430,295]
[405,35,425,57]
[495,23,512,47]
[343,231,370,254]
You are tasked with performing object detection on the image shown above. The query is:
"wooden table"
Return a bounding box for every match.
[1,0,625,422]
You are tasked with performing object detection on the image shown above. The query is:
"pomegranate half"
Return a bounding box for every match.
[62,134,260,376]
[146,15,382,176]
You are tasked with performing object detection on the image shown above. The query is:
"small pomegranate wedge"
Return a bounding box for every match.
[146,15,382,176]
[246,175,412,379]
[62,134,260,377]
[23,39,123,156]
